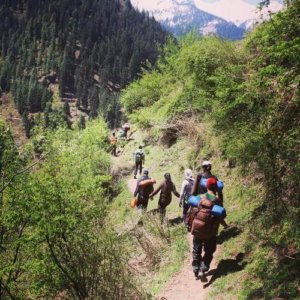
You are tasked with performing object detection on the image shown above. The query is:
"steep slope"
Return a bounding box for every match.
[121,1,300,297]
[131,0,245,40]
[0,0,168,129]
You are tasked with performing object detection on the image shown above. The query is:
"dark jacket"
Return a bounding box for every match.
[134,175,154,205]
[150,180,180,207]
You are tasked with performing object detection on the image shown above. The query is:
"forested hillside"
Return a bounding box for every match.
[0,0,168,131]
[121,0,300,298]
[1,0,299,299]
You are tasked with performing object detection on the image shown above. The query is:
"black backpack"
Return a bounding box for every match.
[135,151,143,163]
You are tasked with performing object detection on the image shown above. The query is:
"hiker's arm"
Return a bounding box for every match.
[191,174,201,196]
[150,184,154,194]
[220,218,228,229]
[149,183,162,198]
[133,183,139,197]
[179,181,187,205]
[172,183,180,198]
[217,190,223,203]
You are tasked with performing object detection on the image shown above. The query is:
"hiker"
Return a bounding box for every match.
[133,146,145,179]
[122,122,130,139]
[179,169,194,224]
[134,169,154,212]
[187,177,228,279]
[109,132,117,156]
[191,160,223,204]
[149,173,180,223]
[117,128,126,139]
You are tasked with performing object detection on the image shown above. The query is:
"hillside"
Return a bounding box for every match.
[120,1,300,298]
[0,0,168,131]
[0,1,299,300]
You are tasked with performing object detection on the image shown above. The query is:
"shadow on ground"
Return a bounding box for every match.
[218,226,242,245]
[203,252,246,288]
[168,216,182,226]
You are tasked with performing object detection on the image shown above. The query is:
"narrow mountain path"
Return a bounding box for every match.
[157,236,221,300]
[111,130,222,300]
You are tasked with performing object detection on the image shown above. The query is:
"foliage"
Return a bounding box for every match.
[121,34,237,119]
[0,118,143,299]
[0,0,168,125]
[121,2,300,298]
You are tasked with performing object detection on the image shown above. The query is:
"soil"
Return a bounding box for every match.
[157,234,220,300]
[126,177,219,300]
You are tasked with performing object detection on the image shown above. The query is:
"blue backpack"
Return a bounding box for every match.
[199,177,224,193]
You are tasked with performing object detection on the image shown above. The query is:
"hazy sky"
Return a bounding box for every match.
[132,0,283,24]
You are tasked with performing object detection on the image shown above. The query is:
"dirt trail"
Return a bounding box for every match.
[157,235,220,300]
[113,132,219,300]
[126,177,218,300]
[127,178,137,193]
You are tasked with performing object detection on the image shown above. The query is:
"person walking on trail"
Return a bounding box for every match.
[179,169,194,225]
[191,160,223,204]
[188,177,228,279]
[134,169,154,212]
[149,173,180,223]
[122,122,130,139]
[109,132,117,157]
[133,146,145,179]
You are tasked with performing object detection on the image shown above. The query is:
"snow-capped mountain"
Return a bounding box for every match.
[194,0,283,29]
[131,0,245,40]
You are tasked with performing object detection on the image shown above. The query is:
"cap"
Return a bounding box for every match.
[202,160,212,166]
[143,169,149,175]
[184,169,193,179]
[206,177,217,190]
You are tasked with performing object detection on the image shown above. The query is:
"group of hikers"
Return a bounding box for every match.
[132,148,228,279]
[109,122,130,156]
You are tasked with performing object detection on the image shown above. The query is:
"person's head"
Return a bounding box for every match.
[139,146,143,149]
[143,169,149,176]
[164,172,171,181]
[184,169,193,180]
[202,160,212,172]
[206,177,217,193]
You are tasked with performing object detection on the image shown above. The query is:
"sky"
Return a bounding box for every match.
[132,0,283,25]
[194,0,283,24]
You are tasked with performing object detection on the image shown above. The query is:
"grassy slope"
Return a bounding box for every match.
[107,120,269,299]
[108,128,192,297]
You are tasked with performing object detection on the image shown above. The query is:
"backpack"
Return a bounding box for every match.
[183,179,194,203]
[189,197,215,236]
[198,175,224,194]
[135,151,144,163]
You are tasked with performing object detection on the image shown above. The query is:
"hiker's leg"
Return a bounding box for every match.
[139,162,142,175]
[192,236,202,274]
[202,236,217,271]
[158,204,166,224]
[134,162,139,177]
[182,202,189,224]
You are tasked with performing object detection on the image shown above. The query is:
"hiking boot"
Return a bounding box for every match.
[134,175,136,179]
[198,270,205,277]
[200,262,209,273]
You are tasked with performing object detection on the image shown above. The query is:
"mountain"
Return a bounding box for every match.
[0,0,168,129]
[194,0,283,29]
[131,0,245,40]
